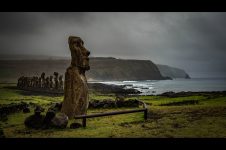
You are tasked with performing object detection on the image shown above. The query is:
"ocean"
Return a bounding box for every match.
[90,78,226,95]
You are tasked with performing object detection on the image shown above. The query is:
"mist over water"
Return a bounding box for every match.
[90,78,226,95]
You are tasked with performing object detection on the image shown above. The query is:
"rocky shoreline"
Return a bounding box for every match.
[88,83,141,94]
[158,91,226,98]
[13,82,142,95]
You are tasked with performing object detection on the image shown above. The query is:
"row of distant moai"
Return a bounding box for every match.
[17,72,64,92]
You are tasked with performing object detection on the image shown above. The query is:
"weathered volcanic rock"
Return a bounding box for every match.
[70,123,82,129]
[51,113,68,129]
[23,107,30,113]
[24,113,45,129]
[89,98,139,109]
[0,102,29,116]
[88,83,141,94]
[43,109,56,128]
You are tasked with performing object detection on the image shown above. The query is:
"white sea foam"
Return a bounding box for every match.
[123,81,137,83]
[94,78,226,95]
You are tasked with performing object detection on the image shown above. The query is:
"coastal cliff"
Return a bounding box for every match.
[157,64,191,79]
[87,57,167,81]
[0,56,190,82]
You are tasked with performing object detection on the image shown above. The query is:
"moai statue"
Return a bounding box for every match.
[22,76,26,88]
[54,72,59,90]
[21,76,25,88]
[23,77,27,89]
[27,78,30,88]
[61,36,90,119]
[17,76,22,88]
[38,77,42,88]
[49,75,53,89]
[41,72,45,88]
[59,75,63,90]
[35,77,39,88]
[45,77,50,89]
[31,76,36,88]
[24,77,28,88]
[28,77,32,88]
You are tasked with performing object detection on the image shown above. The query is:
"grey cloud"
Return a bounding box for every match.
[0,12,226,78]
[0,12,45,35]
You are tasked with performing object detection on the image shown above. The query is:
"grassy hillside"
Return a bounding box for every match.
[1,83,226,138]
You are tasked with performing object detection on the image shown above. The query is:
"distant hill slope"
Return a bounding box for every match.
[157,64,190,79]
[87,57,167,81]
[0,56,190,82]
[0,57,168,82]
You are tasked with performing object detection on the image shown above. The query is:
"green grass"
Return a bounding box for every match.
[1,84,226,138]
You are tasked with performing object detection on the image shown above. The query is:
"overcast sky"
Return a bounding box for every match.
[0,12,226,78]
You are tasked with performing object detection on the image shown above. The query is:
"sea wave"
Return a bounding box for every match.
[94,78,226,95]
[122,81,138,83]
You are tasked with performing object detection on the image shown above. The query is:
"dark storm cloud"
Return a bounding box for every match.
[0,12,45,35]
[0,12,226,78]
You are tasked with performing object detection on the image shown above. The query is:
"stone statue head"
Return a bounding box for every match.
[41,72,45,79]
[59,75,63,80]
[54,72,59,77]
[68,36,90,71]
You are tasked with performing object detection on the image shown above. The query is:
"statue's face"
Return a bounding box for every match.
[70,37,90,71]
[78,41,90,71]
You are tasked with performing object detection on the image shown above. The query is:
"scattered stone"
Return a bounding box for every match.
[43,109,56,128]
[89,98,139,109]
[0,102,29,117]
[51,113,68,129]
[70,123,82,129]
[123,99,139,107]
[24,113,45,129]
[103,104,109,108]
[23,107,30,113]
[24,105,46,129]
[34,106,44,114]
